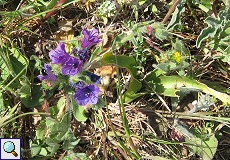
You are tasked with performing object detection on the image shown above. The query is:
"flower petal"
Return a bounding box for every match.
[74,84,100,106]
[61,57,82,76]
[49,42,69,64]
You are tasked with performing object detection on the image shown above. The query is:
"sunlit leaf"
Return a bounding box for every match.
[72,104,87,122]
[101,52,142,103]
[145,74,230,105]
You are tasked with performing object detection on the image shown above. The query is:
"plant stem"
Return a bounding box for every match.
[162,0,181,24]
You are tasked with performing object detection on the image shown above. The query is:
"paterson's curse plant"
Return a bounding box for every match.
[37,28,101,107]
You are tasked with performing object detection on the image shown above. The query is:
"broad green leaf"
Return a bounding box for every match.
[20,83,44,107]
[196,7,230,48]
[47,143,60,155]
[63,131,80,150]
[39,147,48,156]
[36,120,46,140]
[222,0,230,6]
[101,52,142,103]
[102,52,138,78]
[188,133,218,160]
[145,75,230,105]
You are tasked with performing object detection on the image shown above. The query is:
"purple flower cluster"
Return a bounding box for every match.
[72,81,100,106]
[37,28,101,106]
[49,42,83,76]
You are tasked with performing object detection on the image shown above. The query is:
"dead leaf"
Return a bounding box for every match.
[54,20,74,41]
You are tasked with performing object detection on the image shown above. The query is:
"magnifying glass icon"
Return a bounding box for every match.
[3,141,18,157]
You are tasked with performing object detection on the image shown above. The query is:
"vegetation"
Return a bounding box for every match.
[0,0,229,159]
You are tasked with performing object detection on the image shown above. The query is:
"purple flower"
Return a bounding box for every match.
[74,84,100,106]
[70,81,85,90]
[78,48,89,62]
[86,71,101,84]
[72,47,78,55]
[61,56,83,76]
[37,64,56,81]
[49,42,70,64]
[81,28,101,48]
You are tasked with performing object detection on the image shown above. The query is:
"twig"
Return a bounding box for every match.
[162,0,181,24]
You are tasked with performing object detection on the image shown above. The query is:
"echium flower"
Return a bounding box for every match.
[74,83,100,106]
[81,28,101,48]
[78,48,89,62]
[37,64,56,81]
[61,56,83,76]
[49,42,83,76]
[49,42,70,64]
[86,71,101,84]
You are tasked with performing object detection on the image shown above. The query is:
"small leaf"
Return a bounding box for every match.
[72,104,87,122]
[31,144,41,157]
[39,147,48,156]
[166,1,185,30]
[189,134,218,160]
[196,27,216,48]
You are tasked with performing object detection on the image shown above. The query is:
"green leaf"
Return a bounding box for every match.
[102,52,137,77]
[188,133,218,160]
[166,1,185,30]
[222,0,229,6]
[196,27,216,48]
[0,0,6,5]
[47,143,60,155]
[151,4,158,13]
[89,46,102,62]
[72,104,87,122]
[174,121,218,160]
[20,83,44,107]
[145,75,230,105]
[39,147,48,156]
[101,52,142,103]
[36,120,46,140]
[31,144,41,157]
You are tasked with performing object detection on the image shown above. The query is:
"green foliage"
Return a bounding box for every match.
[144,74,230,105]
[0,0,6,5]
[96,0,117,24]
[101,52,142,103]
[154,39,190,75]
[174,121,218,160]
[31,111,79,157]
[196,7,230,64]
[166,0,185,30]
[191,0,212,12]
